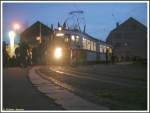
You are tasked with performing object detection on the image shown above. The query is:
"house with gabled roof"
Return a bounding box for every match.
[106,17,147,61]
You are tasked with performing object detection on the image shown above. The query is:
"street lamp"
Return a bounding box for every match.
[9,31,16,57]
[13,23,21,31]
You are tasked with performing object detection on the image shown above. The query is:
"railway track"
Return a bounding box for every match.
[37,66,146,110]
[48,66,146,87]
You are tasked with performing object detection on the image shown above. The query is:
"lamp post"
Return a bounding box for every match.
[8,23,21,57]
[8,31,16,57]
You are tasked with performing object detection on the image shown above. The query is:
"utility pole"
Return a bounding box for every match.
[40,22,41,38]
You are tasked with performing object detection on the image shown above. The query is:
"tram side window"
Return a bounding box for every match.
[93,42,96,51]
[87,39,91,50]
[100,45,106,53]
[82,37,87,49]
[64,37,69,42]
[76,36,80,44]
[109,48,112,53]
[90,41,93,51]
[103,46,107,53]
[71,35,75,42]
[100,45,103,53]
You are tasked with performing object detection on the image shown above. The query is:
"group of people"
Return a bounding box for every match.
[3,41,49,68]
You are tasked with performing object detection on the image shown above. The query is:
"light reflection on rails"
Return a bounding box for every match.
[48,67,144,87]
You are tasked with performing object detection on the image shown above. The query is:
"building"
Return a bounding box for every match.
[106,17,147,61]
[20,21,54,64]
[20,21,53,47]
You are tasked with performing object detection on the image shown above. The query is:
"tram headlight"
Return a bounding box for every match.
[54,47,62,59]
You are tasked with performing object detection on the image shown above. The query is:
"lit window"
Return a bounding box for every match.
[94,42,96,51]
[36,36,41,41]
[56,33,64,37]
[86,39,90,50]
[100,45,103,53]
[76,36,80,43]
[58,27,62,31]
[82,37,86,49]
[71,35,75,41]
[109,48,112,53]
[90,41,93,51]
[76,36,79,39]
[65,38,69,42]
[103,46,106,53]
[36,36,41,43]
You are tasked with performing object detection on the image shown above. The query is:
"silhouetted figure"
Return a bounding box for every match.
[32,46,38,65]
[111,53,115,64]
[27,48,32,66]
[3,41,9,67]
[41,42,47,64]
[15,46,21,66]
[106,49,109,64]
[20,42,28,67]
[11,55,16,67]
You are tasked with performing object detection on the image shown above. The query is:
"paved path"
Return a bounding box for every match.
[29,66,109,110]
[3,67,63,110]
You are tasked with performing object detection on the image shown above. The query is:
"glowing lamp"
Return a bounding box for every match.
[13,23,20,30]
[8,31,16,57]
[36,36,41,41]
[56,33,64,37]
[58,27,62,31]
[54,47,62,59]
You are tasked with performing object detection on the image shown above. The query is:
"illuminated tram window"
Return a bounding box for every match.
[76,36,80,43]
[71,35,75,41]
[82,37,86,49]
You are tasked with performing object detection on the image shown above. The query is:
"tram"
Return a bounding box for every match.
[52,26,112,65]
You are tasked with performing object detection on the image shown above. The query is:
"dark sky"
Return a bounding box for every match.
[3,2,147,43]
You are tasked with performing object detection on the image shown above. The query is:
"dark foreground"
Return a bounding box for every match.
[39,63,147,110]
[3,67,63,110]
